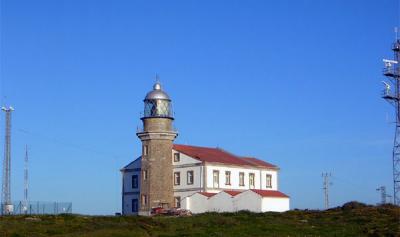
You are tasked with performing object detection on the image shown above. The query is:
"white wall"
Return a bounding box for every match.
[122,170,141,193]
[205,165,278,191]
[123,194,139,215]
[233,190,262,213]
[172,150,204,202]
[173,190,198,207]
[172,149,202,166]
[261,197,290,212]
[182,193,209,214]
[182,190,290,214]
[261,170,278,191]
[173,166,202,191]
[208,191,234,212]
[121,158,141,215]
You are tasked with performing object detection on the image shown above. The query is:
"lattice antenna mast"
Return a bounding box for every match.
[1,106,14,214]
[382,32,400,206]
[322,173,332,209]
[23,145,28,214]
[376,186,391,205]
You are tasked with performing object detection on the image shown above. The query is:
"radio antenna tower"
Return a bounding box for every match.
[322,172,332,209]
[23,145,28,214]
[382,30,400,205]
[376,186,392,205]
[1,106,14,215]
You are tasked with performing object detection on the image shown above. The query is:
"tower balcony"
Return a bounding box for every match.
[136,125,178,134]
[383,67,399,78]
[393,42,400,52]
[382,90,399,101]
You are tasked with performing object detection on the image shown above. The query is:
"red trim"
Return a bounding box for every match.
[223,190,242,196]
[198,192,217,198]
[250,189,289,198]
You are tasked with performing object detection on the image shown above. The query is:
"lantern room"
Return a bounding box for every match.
[142,82,173,119]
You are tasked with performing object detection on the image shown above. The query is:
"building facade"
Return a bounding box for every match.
[121,82,289,215]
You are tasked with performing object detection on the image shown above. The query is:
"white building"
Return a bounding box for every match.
[121,144,290,215]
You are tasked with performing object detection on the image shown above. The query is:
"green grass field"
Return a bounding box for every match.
[0,202,398,237]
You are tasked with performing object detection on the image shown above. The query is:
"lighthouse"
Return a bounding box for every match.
[136,81,178,216]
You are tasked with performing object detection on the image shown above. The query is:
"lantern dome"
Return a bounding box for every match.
[142,82,173,119]
[144,82,170,101]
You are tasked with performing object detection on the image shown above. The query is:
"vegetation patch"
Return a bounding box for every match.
[0,202,398,237]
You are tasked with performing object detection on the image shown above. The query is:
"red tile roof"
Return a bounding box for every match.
[224,190,242,196]
[240,157,276,169]
[173,144,277,169]
[250,189,289,198]
[198,192,217,198]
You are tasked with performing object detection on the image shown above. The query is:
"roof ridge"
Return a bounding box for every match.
[174,144,218,150]
[173,144,278,169]
[120,156,141,170]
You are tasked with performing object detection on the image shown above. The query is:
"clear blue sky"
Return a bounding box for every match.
[0,0,399,215]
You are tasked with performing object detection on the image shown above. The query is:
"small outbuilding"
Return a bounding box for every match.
[209,190,241,212]
[234,189,289,212]
[181,192,216,214]
[183,189,289,214]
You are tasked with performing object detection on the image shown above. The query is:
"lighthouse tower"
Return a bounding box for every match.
[137,82,178,216]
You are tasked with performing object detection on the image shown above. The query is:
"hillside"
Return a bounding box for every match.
[0,202,398,237]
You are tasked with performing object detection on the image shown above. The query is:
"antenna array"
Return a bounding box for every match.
[381,35,400,206]
[322,172,332,209]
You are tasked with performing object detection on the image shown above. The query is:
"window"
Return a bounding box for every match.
[143,145,148,156]
[213,170,219,188]
[132,175,138,189]
[249,173,255,189]
[142,170,148,181]
[144,99,172,117]
[225,171,231,185]
[187,171,194,185]
[174,196,181,208]
[266,174,272,188]
[239,172,245,186]
[174,153,180,162]
[141,195,147,206]
[132,199,138,212]
[174,172,181,185]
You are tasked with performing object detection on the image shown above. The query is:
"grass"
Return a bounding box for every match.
[0,202,398,237]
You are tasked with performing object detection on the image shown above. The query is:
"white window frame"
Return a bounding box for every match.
[187,170,194,185]
[174,172,181,186]
[174,153,180,162]
[266,174,272,188]
[213,170,219,188]
[174,196,181,208]
[249,173,255,189]
[239,172,245,186]
[225,171,231,185]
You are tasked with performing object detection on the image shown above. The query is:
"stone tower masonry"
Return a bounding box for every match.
[136,82,178,216]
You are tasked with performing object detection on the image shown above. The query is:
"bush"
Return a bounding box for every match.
[341,201,368,210]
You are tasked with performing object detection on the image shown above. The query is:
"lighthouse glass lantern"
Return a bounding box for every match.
[143,82,173,119]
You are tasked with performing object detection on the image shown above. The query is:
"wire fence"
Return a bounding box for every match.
[1,201,72,215]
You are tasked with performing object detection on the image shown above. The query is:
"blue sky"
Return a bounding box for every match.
[0,0,399,214]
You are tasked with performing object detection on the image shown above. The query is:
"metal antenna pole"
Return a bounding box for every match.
[322,173,332,209]
[382,37,400,206]
[23,145,28,214]
[1,106,14,215]
[376,186,387,204]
